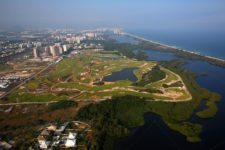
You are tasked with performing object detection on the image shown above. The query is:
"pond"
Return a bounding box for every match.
[102,67,138,82]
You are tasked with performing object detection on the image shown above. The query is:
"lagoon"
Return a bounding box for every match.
[112,33,225,149]
[116,49,225,150]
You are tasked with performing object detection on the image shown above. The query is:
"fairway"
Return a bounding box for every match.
[7,50,192,102]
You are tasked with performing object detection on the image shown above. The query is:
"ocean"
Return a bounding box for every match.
[127,29,225,60]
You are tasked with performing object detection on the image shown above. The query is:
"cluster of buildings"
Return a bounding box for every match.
[0,47,26,61]
[32,32,104,61]
[0,80,10,89]
[36,121,91,149]
[33,44,69,60]
[0,28,120,63]
[0,71,31,89]
[2,29,117,64]
[0,39,44,62]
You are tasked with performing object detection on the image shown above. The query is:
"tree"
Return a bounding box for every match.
[135,50,148,61]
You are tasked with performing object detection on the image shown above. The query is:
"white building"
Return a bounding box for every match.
[0,82,9,89]
[49,46,55,56]
[75,37,81,44]
[86,32,95,39]
[33,48,39,58]
[33,42,42,47]
[65,132,77,148]
[59,46,63,54]
[26,43,32,48]
[62,45,68,52]
[49,46,60,57]
[44,47,51,56]
[37,136,49,149]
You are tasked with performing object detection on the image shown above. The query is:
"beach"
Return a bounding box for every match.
[123,32,225,66]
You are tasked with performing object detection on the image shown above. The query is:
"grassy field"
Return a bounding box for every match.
[7,50,192,102]
[0,63,12,73]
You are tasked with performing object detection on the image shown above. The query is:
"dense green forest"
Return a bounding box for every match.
[82,39,148,60]
[134,65,166,86]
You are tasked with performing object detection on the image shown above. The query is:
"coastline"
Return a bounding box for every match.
[123,32,225,67]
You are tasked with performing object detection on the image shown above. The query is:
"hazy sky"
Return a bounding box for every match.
[0,0,225,31]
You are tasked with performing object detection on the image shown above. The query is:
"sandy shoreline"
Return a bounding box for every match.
[123,32,225,63]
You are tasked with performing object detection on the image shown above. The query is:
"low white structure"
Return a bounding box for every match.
[0,141,12,149]
[0,82,9,88]
[37,136,49,149]
[65,132,77,148]
[46,125,57,131]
